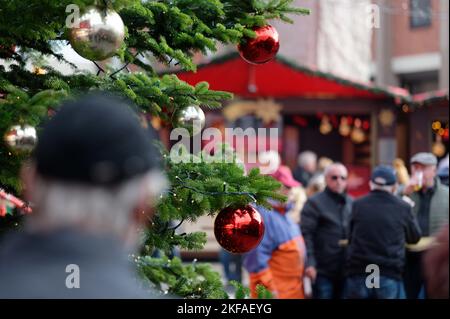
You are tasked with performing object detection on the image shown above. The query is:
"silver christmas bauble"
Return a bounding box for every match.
[4,124,37,153]
[176,105,205,135]
[68,6,125,61]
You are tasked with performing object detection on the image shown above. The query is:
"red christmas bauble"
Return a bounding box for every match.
[214,205,265,254]
[237,25,280,65]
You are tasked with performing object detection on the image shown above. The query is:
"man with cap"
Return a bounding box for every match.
[344,166,421,299]
[401,152,449,299]
[0,93,167,298]
[243,165,307,298]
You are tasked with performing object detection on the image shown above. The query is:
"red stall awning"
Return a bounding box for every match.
[174,52,410,102]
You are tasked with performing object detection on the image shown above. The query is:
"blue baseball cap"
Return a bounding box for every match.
[371,165,397,186]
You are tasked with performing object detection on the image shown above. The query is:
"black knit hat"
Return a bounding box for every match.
[34,93,161,185]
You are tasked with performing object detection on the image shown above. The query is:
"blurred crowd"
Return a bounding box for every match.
[224,150,449,299]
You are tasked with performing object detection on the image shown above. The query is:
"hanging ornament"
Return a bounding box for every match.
[175,105,205,135]
[68,6,125,61]
[432,135,446,157]
[238,25,280,65]
[3,124,37,153]
[214,205,265,254]
[351,128,366,144]
[379,109,395,127]
[351,118,366,144]
[339,117,351,137]
[432,121,442,131]
[319,115,333,135]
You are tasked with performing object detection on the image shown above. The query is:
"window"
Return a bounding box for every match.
[410,0,432,28]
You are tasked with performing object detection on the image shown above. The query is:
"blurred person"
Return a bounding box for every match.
[293,151,317,187]
[401,152,449,299]
[0,94,167,298]
[438,153,449,172]
[286,186,308,224]
[437,154,449,186]
[305,157,331,197]
[344,166,421,299]
[437,166,449,186]
[423,224,449,299]
[393,158,410,187]
[305,173,326,198]
[244,166,306,299]
[286,185,309,297]
[317,157,333,173]
[301,163,353,299]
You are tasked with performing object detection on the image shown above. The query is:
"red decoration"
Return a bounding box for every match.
[443,128,449,140]
[362,120,370,130]
[214,205,265,254]
[0,205,6,217]
[293,116,308,127]
[238,25,280,65]
[0,188,32,215]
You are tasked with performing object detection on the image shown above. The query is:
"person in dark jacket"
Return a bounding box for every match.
[301,163,353,299]
[344,166,421,299]
[0,94,167,298]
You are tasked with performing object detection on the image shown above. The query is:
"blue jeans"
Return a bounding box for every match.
[313,275,345,299]
[219,249,242,283]
[344,275,406,299]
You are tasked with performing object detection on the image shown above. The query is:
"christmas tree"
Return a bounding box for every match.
[0,0,309,298]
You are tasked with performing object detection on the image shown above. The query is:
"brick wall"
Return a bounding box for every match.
[393,0,441,57]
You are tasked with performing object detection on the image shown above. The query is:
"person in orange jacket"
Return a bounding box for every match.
[243,165,307,298]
